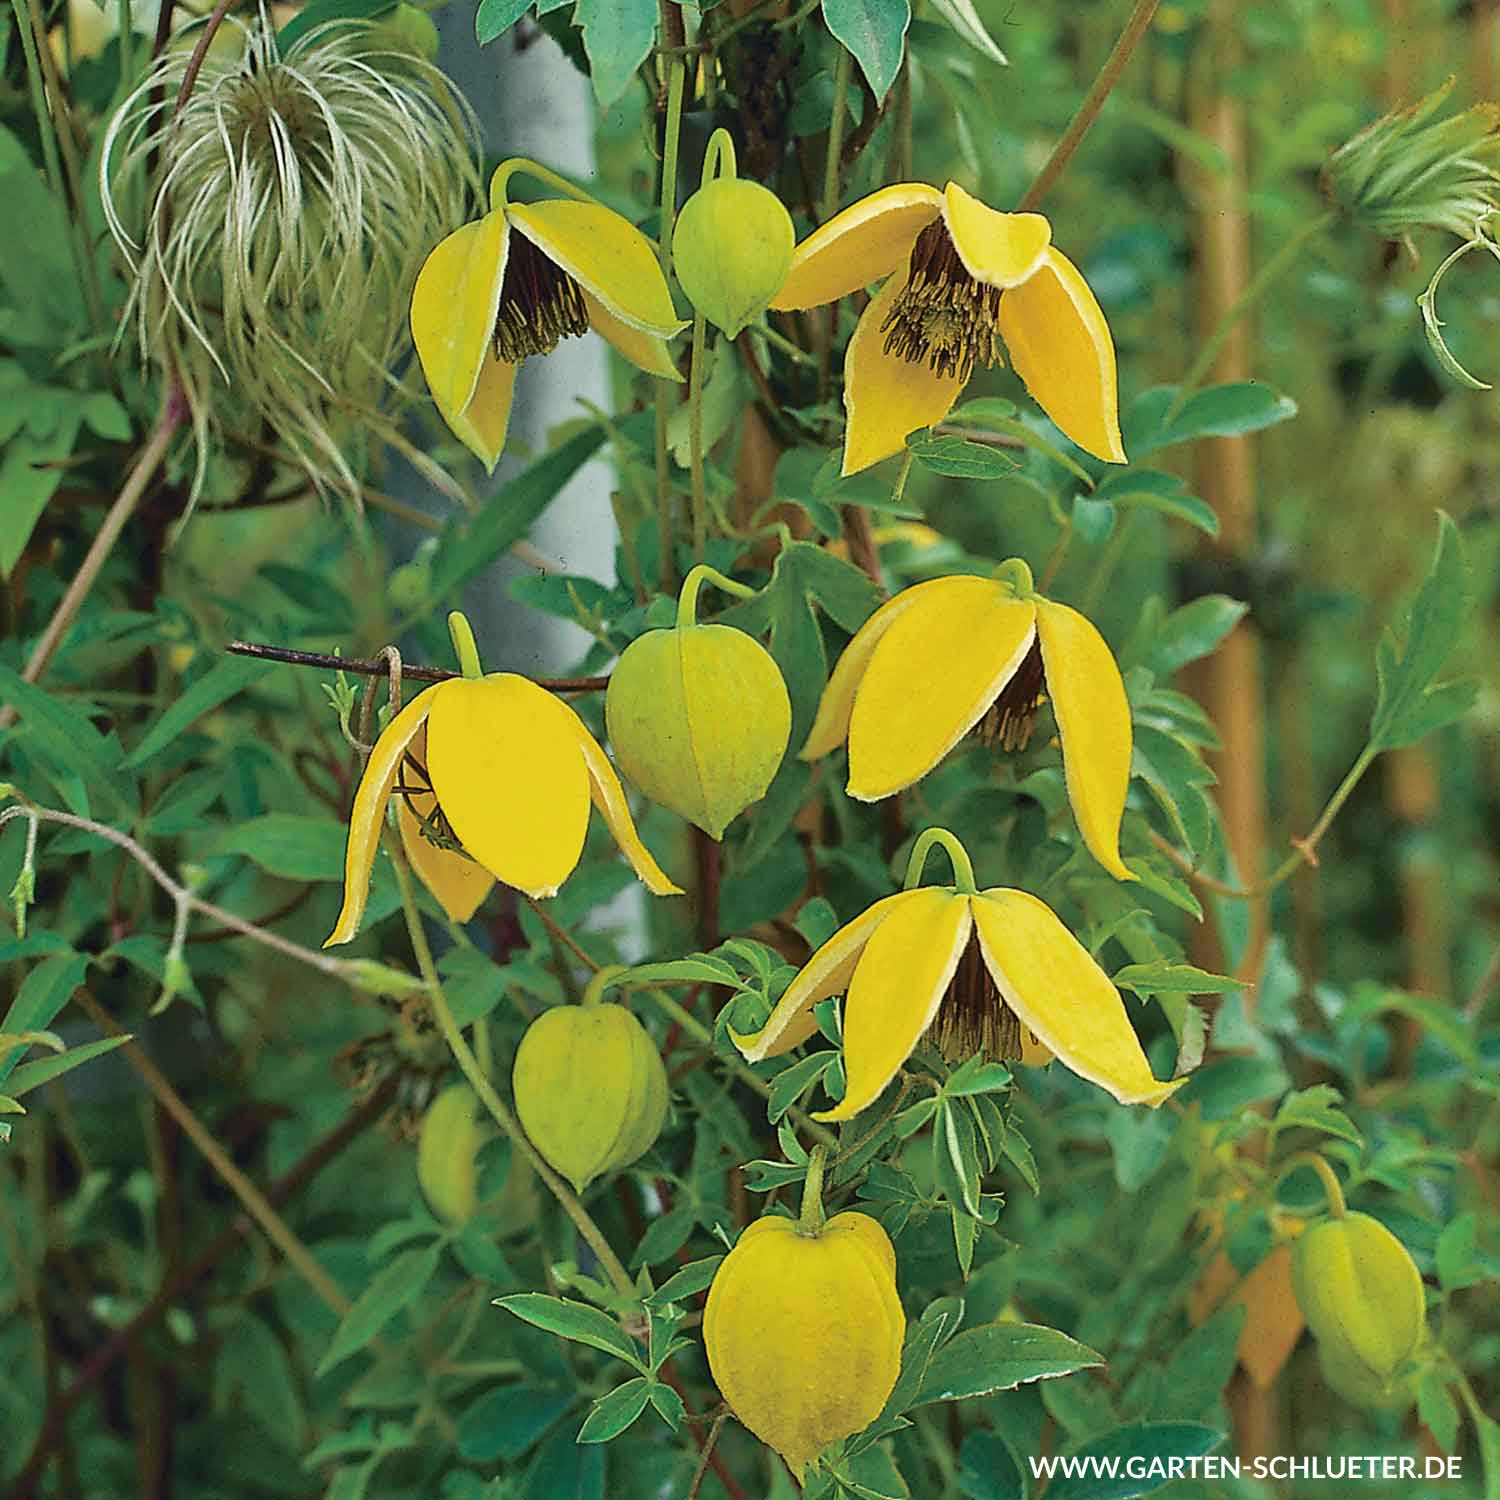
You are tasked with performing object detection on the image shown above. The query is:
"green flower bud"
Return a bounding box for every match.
[672,131,794,338]
[417,1083,488,1227]
[605,565,791,839]
[380,3,441,60]
[1292,1211,1426,1384]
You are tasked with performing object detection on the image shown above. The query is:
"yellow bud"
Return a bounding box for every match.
[1292,1212,1425,1383]
[704,1211,904,1480]
[416,1083,488,1227]
[512,1001,667,1193]
[672,177,795,338]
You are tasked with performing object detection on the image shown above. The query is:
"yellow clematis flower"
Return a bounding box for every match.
[801,559,1134,880]
[769,181,1126,475]
[411,158,686,472]
[325,615,679,947]
[732,829,1182,1118]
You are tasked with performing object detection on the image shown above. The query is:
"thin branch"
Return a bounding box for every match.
[224,641,610,693]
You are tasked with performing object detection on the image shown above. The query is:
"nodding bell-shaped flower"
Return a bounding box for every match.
[732,829,1183,1119]
[325,615,679,947]
[801,560,1134,881]
[411,158,686,472]
[770,180,1126,475]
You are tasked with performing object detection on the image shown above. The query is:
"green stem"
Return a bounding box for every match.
[1262,744,1377,891]
[701,127,737,187]
[1078,510,1137,615]
[446,612,483,679]
[822,47,852,221]
[1165,210,1337,422]
[904,827,978,894]
[992,557,1036,598]
[581,964,628,1007]
[676,563,756,628]
[655,41,688,593]
[1276,1151,1348,1218]
[1016,0,1163,212]
[688,313,710,563]
[890,451,914,507]
[750,321,819,366]
[489,156,598,212]
[798,1146,829,1236]
[392,857,635,1295]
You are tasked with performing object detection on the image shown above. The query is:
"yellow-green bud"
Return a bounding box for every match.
[672,139,794,338]
[1317,1337,1419,1413]
[1292,1211,1426,1384]
[605,566,791,839]
[417,1083,489,1227]
[379,3,441,60]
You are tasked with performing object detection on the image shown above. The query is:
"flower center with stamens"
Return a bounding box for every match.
[393,750,466,854]
[977,636,1046,752]
[493,230,590,363]
[929,937,1039,1062]
[881,219,1006,382]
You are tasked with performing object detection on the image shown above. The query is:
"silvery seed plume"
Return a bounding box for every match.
[100,11,481,507]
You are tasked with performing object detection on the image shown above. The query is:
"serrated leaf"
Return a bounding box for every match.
[913,1321,1103,1405]
[494,1293,643,1368]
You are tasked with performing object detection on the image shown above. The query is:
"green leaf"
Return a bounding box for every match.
[575,0,657,108]
[957,1431,1025,1500]
[1369,512,1473,750]
[0,662,133,815]
[128,657,272,767]
[0,127,85,345]
[913,1322,1103,1405]
[767,1051,836,1123]
[907,432,1018,479]
[316,1244,441,1375]
[620,956,742,988]
[4,1033,132,1098]
[521,1424,605,1500]
[422,424,607,610]
[0,951,88,1085]
[823,0,911,101]
[1176,1056,1290,1121]
[1141,595,1247,677]
[1342,982,1478,1066]
[0,426,79,578]
[1271,1084,1362,1146]
[276,0,394,52]
[475,0,532,44]
[929,0,1006,64]
[1044,1423,1224,1500]
[645,1255,723,1307]
[1131,725,1216,855]
[1127,381,1298,455]
[1091,468,1219,536]
[494,1294,643,1368]
[1111,962,1240,997]
[1418,1370,1461,1453]
[577,1377,651,1443]
[457,1384,573,1462]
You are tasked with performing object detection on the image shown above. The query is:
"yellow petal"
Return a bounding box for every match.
[410,212,508,424]
[940,183,1051,287]
[801,586,932,762]
[507,199,684,337]
[1035,598,1133,881]
[971,888,1183,1107]
[585,292,683,381]
[816,889,971,1122]
[847,577,1036,800]
[842,274,966,475]
[426,675,590,899]
[732,890,915,1061]
[395,727,495,924]
[325,689,436,947]
[770,182,943,311]
[446,348,517,474]
[571,715,682,896]
[998,247,1126,464]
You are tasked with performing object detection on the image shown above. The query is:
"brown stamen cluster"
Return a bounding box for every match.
[977,636,1046,752]
[394,752,465,854]
[881,219,1005,382]
[493,230,589,363]
[930,939,1030,1061]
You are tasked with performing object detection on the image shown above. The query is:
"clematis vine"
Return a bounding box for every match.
[326,614,679,947]
[411,158,686,470]
[769,181,1126,474]
[732,828,1182,1118]
[801,559,1135,880]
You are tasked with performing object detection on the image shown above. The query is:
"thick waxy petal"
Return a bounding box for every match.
[971,888,1183,1107]
[770,182,943,310]
[426,675,590,899]
[817,888,971,1122]
[571,722,682,896]
[325,689,436,947]
[585,292,682,380]
[732,890,916,1061]
[395,727,494,924]
[998,247,1126,464]
[1035,598,1133,880]
[800,587,930,761]
[411,212,508,424]
[846,576,1036,800]
[842,274,966,475]
[941,183,1050,287]
[445,349,517,474]
[507,199,683,336]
